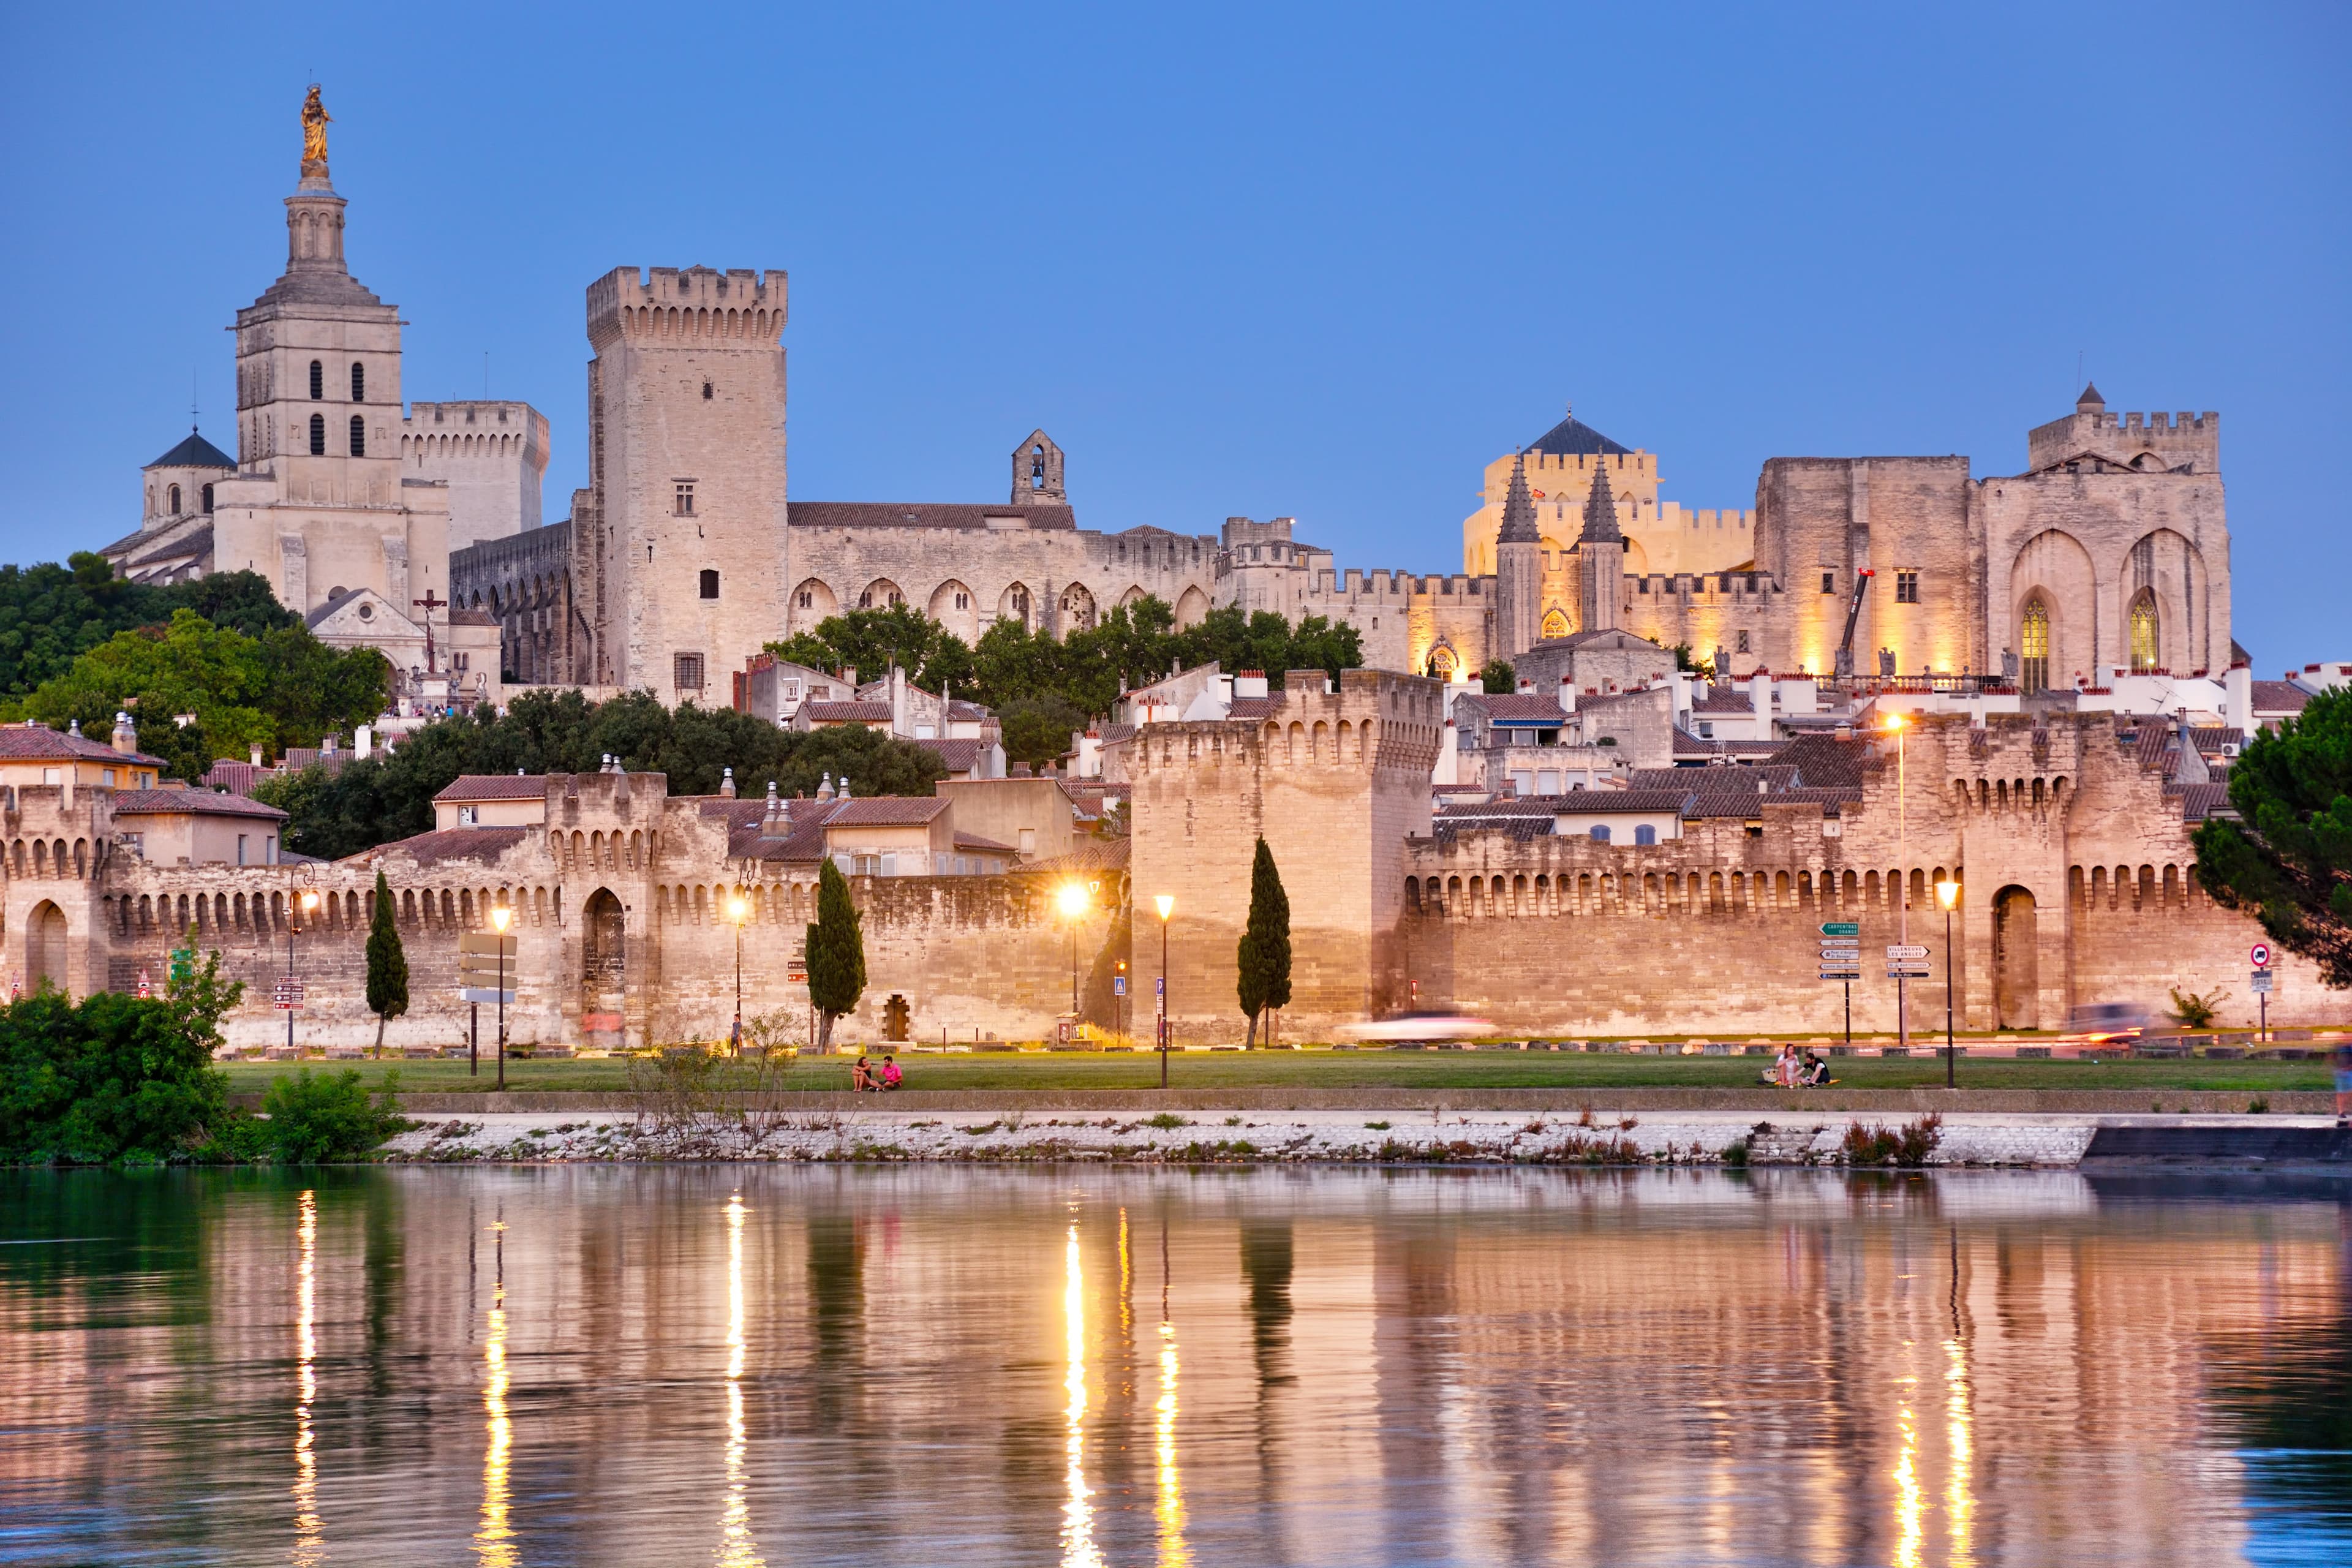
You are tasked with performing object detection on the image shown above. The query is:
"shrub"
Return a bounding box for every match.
[2168,987,2230,1029]
[0,952,240,1163]
[1841,1114,1944,1168]
[261,1069,409,1162]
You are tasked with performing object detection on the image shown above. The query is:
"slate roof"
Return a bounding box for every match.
[0,722,168,768]
[802,701,893,725]
[145,431,236,470]
[434,774,549,803]
[1528,413,1634,458]
[110,788,287,820]
[788,501,1077,532]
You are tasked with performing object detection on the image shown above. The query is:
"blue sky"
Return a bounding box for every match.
[1,2,2343,669]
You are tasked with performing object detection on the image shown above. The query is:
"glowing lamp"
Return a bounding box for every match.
[727,895,750,924]
[1057,883,1089,919]
[489,906,512,935]
[1154,894,1174,922]
[1935,880,1961,911]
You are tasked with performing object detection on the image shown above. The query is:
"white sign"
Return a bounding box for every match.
[2250,970,2275,994]
[1886,944,1929,960]
[2250,942,2272,969]
[1819,944,1861,957]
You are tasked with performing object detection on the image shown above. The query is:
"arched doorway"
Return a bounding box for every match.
[1992,886,2038,1029]
[582,889,625,1044]
[26,900,67,995]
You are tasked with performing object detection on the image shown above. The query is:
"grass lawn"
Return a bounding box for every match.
[220,1049,2334,1096]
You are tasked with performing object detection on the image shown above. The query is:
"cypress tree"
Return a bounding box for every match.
[364,869,408,1056]
[805,858,867,1052]
[1235,837,1292,1047]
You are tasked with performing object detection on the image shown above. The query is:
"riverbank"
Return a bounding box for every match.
[380,1104,2352,1169]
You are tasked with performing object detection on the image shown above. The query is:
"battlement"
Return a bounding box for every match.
[1627,570,1782,600]
[2026,397,2219,474]
[1120,668,1445,778]
[401,402,549,461]
[586,265,787,349]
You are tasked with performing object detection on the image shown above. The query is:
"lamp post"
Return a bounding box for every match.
[1936,878,1961,1087]
[727,894,750,1055]
[1888,712,1909,1052]
[489,905,511,1091]
[1155,894,1174,1090]
[1056,882,1088,1041]
[287,888,320,1055]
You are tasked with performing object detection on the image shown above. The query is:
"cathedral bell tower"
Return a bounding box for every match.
[1493,450,1544,660]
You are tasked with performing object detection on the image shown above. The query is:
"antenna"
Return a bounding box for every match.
[190,369,200,431]
[483,350,489,398]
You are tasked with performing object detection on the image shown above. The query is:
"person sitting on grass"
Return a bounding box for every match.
[851,1056,877,1093]
[880,1054,903,1090]
[1763,1042,1800,1087]
[1801,1051,1831,1087]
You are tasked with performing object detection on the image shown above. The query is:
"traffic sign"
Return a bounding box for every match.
[1821,922,1860,937]
[272,977,304,1010]
[135,969,153,1000]
[2250,943,2271,969]
[1887,965,1930,979]
[1819,970,1861,982]
[2250,970,2275,994]
[1819,944,1861,957]
[1114,976,1126,997]
[1885,944,1929,960]
[461,987,516,1005]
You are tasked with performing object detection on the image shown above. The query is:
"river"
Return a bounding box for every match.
[2,1167,2346,1566]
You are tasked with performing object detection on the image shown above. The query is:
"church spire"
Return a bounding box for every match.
[1496,449,1541,544]
[1577,458,1623,545]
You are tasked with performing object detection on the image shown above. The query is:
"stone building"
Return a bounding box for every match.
[399,401,550,551]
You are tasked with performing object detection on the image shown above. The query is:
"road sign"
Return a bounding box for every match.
[461,987,516,1005]
[168,947,192,984]
[2250,942,2271,968]
[1887,965,1931,979]
[1113,976,1126,997]
[1885,944,1929,960]
[135,969,153,1000]
[2251,970,2275,994]
[1819,970,1861,982]
[1821,922,1860,937]
[1819,944,1861,957]
[458,933,518,990]
[272,977,304,1010]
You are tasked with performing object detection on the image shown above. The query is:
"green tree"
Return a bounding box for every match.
[766,603,976,695]
[365,869,409,1055]
[0,556,290,701]
[261,1068,407,1161]
[996,694,1089,769]
[1479,660,1516,695]
[2193,685,2352,987]
[1235,837,1292,1048]
[805,858,867,1053]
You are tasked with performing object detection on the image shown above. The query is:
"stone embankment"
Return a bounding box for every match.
[379,1106,2350,1169]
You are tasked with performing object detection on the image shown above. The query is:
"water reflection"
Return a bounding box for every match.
[1,1167,2347,1566]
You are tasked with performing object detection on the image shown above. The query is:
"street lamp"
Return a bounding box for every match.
[1154,894,1174,1089]
[1887,712,1909,1052]
[1056,881,1088,1025]
[727,894,750,1055]
[1936,878,1961,1088]
[287,889,320,1056]
[489,904,512,1091]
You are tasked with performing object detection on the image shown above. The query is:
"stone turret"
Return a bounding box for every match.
[1493,451,1544,660]
[1572,458,1624,634]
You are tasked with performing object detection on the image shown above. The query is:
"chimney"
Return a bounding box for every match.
[1557,674,1576,714]
[353,723,372,761]
[720,766,736,799]
[2223,665,2253,734]
[816,772,835,802]
[1234,670,1268,699]
[110,712,137,755]
[1517,677,1534,694]
[250,742,264,767]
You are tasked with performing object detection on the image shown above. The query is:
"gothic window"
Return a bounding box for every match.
[1895,570,1920,603]
[200,484,213,513]
[1541,608,1569,639]
[955,592,969,610]
[797,589,813,609]
[699,569,720,600]
[2128,592,2160,673]
[350,361,365,402]
[309,360,323,401]
[309,414,326,455]
[674,482,695,516]
[2020,598,2051,695]
[349,416,366,457]
[1427,646,1457,679]
[168,484,181,513]
[674,652,705,691]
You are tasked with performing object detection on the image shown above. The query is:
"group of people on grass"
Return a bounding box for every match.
[850,1055,903,1092]
[1761,1042,1832,1088]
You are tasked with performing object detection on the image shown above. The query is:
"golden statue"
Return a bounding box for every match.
[301,85,331,164]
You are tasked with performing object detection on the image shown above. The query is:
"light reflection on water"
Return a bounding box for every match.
[1,1166,2348,1567]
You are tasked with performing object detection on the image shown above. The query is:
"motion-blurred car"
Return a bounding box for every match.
[1342,1011,1497,1043]
[2063,1002,2154,1043]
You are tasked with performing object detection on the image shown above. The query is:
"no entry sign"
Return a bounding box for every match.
[2250,942,2272,969]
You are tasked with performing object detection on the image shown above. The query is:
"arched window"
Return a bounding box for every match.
[1589,824,1611,843]
[1634,823,1657,846]
[349,415,366,457]
[167,483,181,513]
[350,361,365,402]
[2128,592,2160,673]
[309,414,326,455]
[200,483,213,514]
[1427,646,1457,679]
[1541,608,1570,639]
[2019,598,2050,695]
[309,360,324,401]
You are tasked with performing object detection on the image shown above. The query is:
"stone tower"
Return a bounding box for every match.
[1012,430,1065,503]
[579,266,790,695]
[1572,459,1624,634]
[209,88,450,634]
[1493,450,1543,660]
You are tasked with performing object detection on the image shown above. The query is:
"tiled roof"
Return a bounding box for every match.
[788,500,1077,532]
[1766,733,1867,789]
[2187,726,2244,754]
[202,760,267,794]
[1226,697,1284,720]
[0,722,168,767]
[1469,694,1570,723]
[1691,690,1758,714]
[1433,816,1558,845]
[371,826,529,867]
[1550,790,1694,815]
[821,796,950,827]
[1091,723,1136,744]
[280,747,350,776]
[914,737,988,774]
[111,788,287,820]
[434,774,548,802]
[1012,838,1133,878]
[2177,783,2232,823]
[954,831,1017,854]
[946,699,993,722]
[127,524,213,568]
[1626,764,1798,795]
[2250,680,2309,715]
[1436,797,1563,820]
[803,701,893,724]
[1672,730,1784,758]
